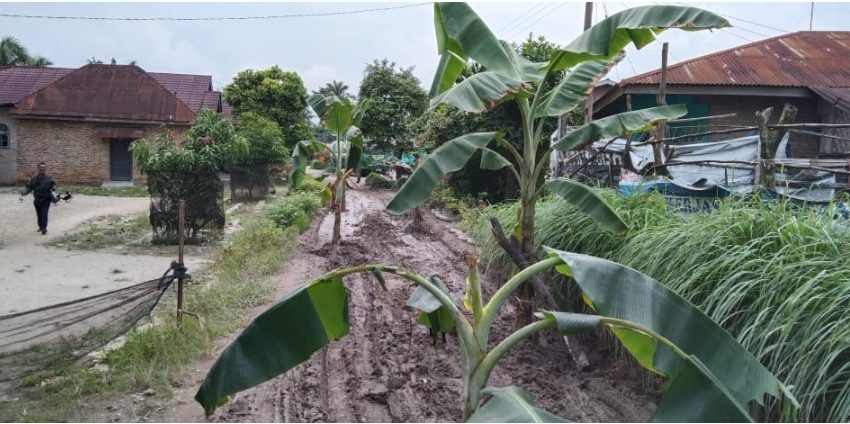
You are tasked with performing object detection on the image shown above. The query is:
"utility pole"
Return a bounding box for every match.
[653,42,669,173]
[809,2,814,31]
[583,2,594,124]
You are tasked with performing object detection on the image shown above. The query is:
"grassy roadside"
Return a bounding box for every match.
[63,185,150,197]
[0,187,325,422]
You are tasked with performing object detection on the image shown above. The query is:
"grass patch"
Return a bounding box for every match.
[0,191,323,422]
[50,213,150,250]
[63,185,149,198]
[471,190,850,423]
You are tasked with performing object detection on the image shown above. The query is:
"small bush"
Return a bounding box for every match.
[295,175,327,194]
[365,172,395,189]
[310,160,326,170]
[266,192,323,230]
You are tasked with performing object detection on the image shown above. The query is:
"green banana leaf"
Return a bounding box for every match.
[194,277,349,416]
[537,311,752,422]
[552,105,687,151]
[480,148,512,170]
[546,178,628,234]
[533,59,616,118]
[308,93,330,119]
[431,3,520,96]
[430,71,530,113]
[544,248,797,421]
[407,276,455,335]
[352,98,370,127]
[468,386,568,423]
[387,132,496,214]
[324,98,354,135]
[290,139,323,189]
[548,5,730,71]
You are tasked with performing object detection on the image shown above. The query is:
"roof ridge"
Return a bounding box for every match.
[621,30,850,85]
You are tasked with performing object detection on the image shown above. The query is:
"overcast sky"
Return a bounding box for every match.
[2,2,849,94]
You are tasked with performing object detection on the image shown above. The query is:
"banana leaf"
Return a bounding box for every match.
[387,132,496,214]
[547,6,730,71]
[552,105,687,151]
[430,71,530,113]
[468,386,568,423]
[533,59,617,118]
[194,277,349,416]
[480,148,512,170]
[546,178,628,234]
[543,248,797,421]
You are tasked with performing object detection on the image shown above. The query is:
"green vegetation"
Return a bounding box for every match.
[224,66,309,148]
[50,213,149,250]
[471,191,850,422]
[194,248,792,422]
[63,185,149,197]
[291,94,369,245]
[388,2,729,327]
[364,172,394,189]
[0,191,323,422]
[0,35,51,66]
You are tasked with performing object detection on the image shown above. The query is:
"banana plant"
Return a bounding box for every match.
[194,248,796,422]
[292,94,369,245]
[387,3,731,326]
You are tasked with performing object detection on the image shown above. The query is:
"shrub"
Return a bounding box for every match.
[364,172,394,189]
[310,160,326,170]
[266,192,322,231]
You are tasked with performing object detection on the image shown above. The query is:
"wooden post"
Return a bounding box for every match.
[756,104,799,190]
[583,2,594,124]
[177,199,185,326]
[653,42,669,173]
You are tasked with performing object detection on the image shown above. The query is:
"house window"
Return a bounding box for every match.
[0,124,8,149]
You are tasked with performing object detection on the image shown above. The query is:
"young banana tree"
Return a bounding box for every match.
[386,3,730,326]
[194,248,796,422]
[292,94,369,245]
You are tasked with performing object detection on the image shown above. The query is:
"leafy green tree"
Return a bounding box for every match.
[0,36,51,67]
[231,112,289,197]
[357,59,428,152]
[389,3,730,327]
[223,66,310,148]
[316,80,353,100]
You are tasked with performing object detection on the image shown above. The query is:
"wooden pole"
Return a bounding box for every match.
[653,42,669,172]
[756,104,799,190]
[177,199,185,326]
[583,2,594,124]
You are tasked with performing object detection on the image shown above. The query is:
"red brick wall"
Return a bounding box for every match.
[15,119,188,184]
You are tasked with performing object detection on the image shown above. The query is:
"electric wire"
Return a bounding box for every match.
[0,3,431,21]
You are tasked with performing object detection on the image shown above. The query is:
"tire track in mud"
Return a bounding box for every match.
[195,186,657,423]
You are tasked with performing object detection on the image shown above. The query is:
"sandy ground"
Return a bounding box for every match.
[0,193,207,314]
[158,185,657,423]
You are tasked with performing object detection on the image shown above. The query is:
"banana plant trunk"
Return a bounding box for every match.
[514,178,537,328]
[332,177,344,245]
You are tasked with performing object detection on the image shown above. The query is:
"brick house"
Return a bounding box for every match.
[0,64,231,185]
[592,31,850,159]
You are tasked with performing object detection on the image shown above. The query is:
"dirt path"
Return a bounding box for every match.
[0,193,207,314]
[161,186,656,422]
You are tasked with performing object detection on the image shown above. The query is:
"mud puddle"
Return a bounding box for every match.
[162,185,656,422]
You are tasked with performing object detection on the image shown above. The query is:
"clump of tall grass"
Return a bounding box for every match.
[471,190,850,422]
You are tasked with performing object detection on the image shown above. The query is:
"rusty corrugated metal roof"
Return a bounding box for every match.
[0,66,219,114]
[623,31,850,87]
[811,86,850,112]
[9,64,196,123]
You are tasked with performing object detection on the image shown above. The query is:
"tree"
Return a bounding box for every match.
[0,36,51,67]
[316,80,353,100]
[388,3,731,328]
[231,112,289,198]
[194,249,795,422]
[357,59,428,152]
[223,66,310,148]
[291,94,369,245]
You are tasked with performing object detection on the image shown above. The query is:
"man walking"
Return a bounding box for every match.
[20,162,57,235]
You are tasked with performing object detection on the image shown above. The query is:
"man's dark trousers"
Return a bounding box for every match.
[34,199,51,231]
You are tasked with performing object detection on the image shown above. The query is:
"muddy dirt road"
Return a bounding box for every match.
[163,186,656,422]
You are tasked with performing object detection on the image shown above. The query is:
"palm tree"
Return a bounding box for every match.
[0,36,51,67]
[317,80,353,99]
